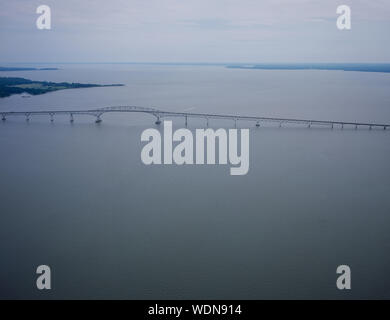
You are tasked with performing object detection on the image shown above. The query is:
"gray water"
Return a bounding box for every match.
[1,64,390,299]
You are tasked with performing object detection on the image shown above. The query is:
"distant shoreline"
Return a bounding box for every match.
[100,62,390,73]
[226,63,390,73]
[0,67,59,71]
[2,63,390,73]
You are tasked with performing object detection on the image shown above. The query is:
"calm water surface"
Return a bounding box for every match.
[1,64,390,299]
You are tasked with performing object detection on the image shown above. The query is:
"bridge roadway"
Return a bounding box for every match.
[1,106,389,130]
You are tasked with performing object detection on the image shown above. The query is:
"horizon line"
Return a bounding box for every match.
[2,62,390,65]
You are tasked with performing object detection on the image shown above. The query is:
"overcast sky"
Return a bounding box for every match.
[0,0,389,63]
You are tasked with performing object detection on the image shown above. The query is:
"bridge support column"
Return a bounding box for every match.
[50,113,54,122]
[331,123,334,129]
[234,119,237,128]
[308,122,311,128]
[95,115,102,123]
[206,118,209,127]
[256,121,260,128]
[185,116,188,127]
[1,114,5,121]
[155,116,161,125]
[355,124,358,130]
[70,114,74,123]
[341,124,344,129]
[369,125,372,130]
[25,114,30,122]
[279,122,282,128]
[384,126,387,130]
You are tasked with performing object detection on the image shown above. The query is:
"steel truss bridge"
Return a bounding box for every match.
[1,106,389,130]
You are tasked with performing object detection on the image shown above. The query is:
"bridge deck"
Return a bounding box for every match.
[1,106,389,129]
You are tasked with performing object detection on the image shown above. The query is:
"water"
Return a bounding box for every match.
[1,64,390,299]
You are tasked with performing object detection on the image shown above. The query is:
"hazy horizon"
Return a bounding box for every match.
[2,61,390,64]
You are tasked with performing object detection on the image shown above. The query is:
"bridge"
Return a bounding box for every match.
[1,105,389,130]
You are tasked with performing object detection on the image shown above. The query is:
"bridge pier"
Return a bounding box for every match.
[384,126,387,130]
[234,119,237,128]
[279,121,282,128]
[331,123,334,129]
[256,121,260,128]
[341,123,344,129]
[206,117,209,127]
[355,124,358,130]
[155,116,161,125]
[369,125,372,130]
[308,122,311,128]
[25,114,30,122]
[185,116,188,127]
[95,115,102,123]
[50,113,54,122]
[70,113,74,123]
[1,114,5,121]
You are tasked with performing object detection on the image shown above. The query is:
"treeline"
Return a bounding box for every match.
[0,77,123,98]
[0,67,58,71]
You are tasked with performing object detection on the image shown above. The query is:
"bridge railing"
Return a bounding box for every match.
[96,106,160,112]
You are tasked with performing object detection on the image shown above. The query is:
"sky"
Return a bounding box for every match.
[0,0,389,63]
